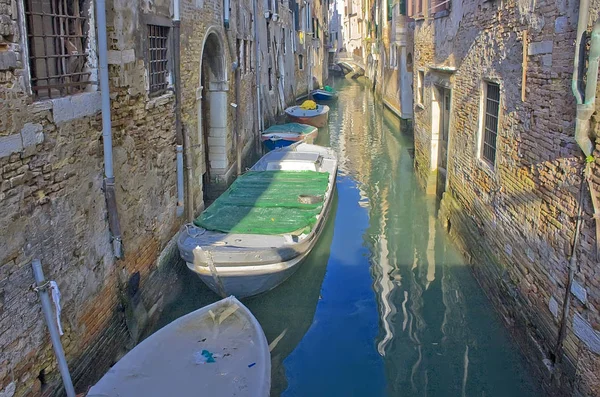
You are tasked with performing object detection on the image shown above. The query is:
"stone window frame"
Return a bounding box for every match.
[416,69,425,108]
[19,0,99,101]
[142,14,173,98]
[389,44,398,70]
[476,78,502,172]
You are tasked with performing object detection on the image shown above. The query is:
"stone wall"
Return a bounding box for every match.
[412,0,600,394]
[1,0,328,395]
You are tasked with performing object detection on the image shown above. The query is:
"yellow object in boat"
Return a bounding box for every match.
[300,100,317,110]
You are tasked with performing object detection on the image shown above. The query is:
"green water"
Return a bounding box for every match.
[153,79,542,396]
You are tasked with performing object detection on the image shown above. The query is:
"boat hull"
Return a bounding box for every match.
[87,297,270,397]
[286,112,329,128]
[260,128,318,150]
[311,90,337,101]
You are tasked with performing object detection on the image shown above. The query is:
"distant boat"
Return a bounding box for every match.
[178,143,338,298]
[285,104,330,128]
[311,88,338,101]
[261,122,318,150]
[87,296,271,397]
[329,64,344,76]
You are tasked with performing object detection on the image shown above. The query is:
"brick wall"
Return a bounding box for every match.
[1,0,326,395]
[412,0,600,395]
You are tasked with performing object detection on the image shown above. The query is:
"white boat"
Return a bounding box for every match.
[87,296,270,397]
[284,104,330,127]
[178,143,338,298]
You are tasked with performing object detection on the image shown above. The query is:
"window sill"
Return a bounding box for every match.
[432,10,450,19]
[146,90,174,110]
[415,103,425,111]
[476,158,497,177]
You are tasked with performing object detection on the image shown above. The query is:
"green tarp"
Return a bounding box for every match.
[263,123,316,135]
[194,171,330,235]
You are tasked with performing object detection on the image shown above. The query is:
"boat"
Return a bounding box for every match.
[329,64,344,76]
[177,143,338,298]
[285,103,330,128]
[311,88,338,101]
[261,122,318,150]
[87,296,271,397]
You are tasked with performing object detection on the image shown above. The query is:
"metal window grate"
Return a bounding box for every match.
[148,24,169,95]
[482,82,500,165]
[25,0,91,99]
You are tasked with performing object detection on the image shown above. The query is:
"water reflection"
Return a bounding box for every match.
[324,81,541,396]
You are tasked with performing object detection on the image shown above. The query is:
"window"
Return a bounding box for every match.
[248,40,253,72]
[298,54,304,70]
[389,45,397,69]
[237,39,244,74]
[430,0,450,14]
[266,21,271,53]
[148,24,170,95]
[417,70,424,104]
[268,67,273,91]
[24,0,92,99]
[481,82,500,165]
[244,40,249,73]
[283,28,286,54]
[408,0,450,17]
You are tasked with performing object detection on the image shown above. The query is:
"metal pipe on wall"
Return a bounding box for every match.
[253,0,263,134]
[173,0,185,218]
[32,260,76,397]
[96,0,123,258]
[572,0,593,157]
[173,0,194,221]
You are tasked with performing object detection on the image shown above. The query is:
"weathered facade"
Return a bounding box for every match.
[411,0,600,394]
[339,0,414,119]
[0,0,327,395]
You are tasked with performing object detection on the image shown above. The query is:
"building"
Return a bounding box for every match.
[327,0,343,64]
[338,0,413,120]
[341,0,363,55]
[0,0,327,395]
[410,0,600,394]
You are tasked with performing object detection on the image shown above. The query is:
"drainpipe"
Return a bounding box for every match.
[96,0,123,258]
[32,260,76,397]
[572,0,596,158]
[253,0,263,134]
[221,0,242,175]
[224,0,230,28]
[173,0,185,218]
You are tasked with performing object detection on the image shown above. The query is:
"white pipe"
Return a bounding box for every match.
[572,0,589,105]
[253,0,263,133]
[97,0,113,180]
[224,0,230,28]
[32,260,76,397]
[96,0,123,257]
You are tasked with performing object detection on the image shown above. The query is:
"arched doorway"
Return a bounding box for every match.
[198,29,229,204]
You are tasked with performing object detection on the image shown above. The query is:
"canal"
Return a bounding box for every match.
[153,79,542,396]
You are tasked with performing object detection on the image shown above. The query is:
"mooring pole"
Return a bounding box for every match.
[32,259,76,397]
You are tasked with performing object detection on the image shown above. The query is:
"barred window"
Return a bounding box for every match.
[148,25,169,95]
[24,0,91,100]
[482,82,500,165]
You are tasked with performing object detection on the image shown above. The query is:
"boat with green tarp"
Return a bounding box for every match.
[178,143,338,298]
[260,122,318,150]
